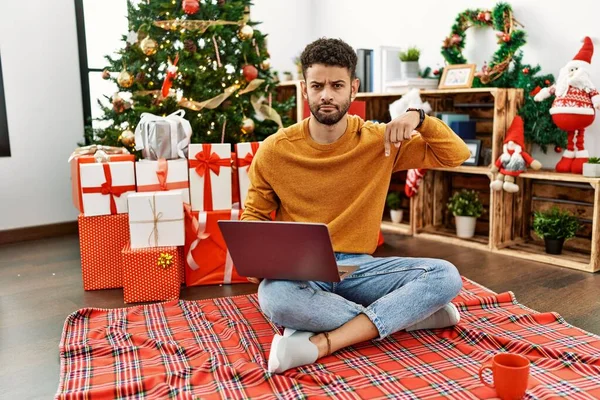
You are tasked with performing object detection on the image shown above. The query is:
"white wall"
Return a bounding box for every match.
[308,0,600,166]
[0,0,83,230]
[1,0,598,230]
[252,0,313,78]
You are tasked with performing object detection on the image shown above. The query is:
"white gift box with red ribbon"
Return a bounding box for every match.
[188,143,232,211]
[235,142,261,208]
[136,158,190,204]
[80,162,136,217]
[127,191,185,249]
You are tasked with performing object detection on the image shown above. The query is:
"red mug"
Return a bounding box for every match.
[479,353,530,400]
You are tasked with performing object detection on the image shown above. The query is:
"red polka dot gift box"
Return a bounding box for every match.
[78,213,129,290]
[122,242,183,304]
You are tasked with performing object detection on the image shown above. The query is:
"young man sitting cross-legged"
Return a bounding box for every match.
[241,38,471,373]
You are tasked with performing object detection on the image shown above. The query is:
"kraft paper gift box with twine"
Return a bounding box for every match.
[128,191,185,249]
[188,143,232,211]
[134,110,192,160]
[136,158,190,204]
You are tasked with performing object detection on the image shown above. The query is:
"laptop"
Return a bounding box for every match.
[218,220,358,282]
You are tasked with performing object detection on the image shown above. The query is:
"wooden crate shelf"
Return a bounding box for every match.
[416,226,489,251]
[381,221,412,235]
[495,242,594,272]
[274,83,600,273]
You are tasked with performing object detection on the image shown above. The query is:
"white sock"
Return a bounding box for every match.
[405,303,460,332]
[267,329,319,374]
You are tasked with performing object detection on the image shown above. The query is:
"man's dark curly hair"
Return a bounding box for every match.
[300,38,357,80]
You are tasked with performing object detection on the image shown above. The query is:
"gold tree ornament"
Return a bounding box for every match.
[120,130,135,147]
[140,36,158,56]
[260,58,271,70]
[117,69,134,88]
[238,24,254,41]
[241,117,255,134]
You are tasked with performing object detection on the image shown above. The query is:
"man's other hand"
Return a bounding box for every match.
[384,111,420,157]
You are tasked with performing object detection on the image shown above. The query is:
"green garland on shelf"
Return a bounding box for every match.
[441,2,566,152]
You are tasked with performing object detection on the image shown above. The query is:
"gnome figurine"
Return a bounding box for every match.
[491,116,542,193]
[534,37,600,174]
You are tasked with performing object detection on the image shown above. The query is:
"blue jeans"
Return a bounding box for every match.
[258,253,463,339]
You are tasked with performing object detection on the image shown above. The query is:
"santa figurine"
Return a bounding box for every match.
[490,115,542,193]
[534,37,600,174]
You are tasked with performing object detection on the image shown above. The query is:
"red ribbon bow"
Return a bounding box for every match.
[156,158,169,190]
[237,142,260,172]
[189,144,230,210]
[82,163,135,214]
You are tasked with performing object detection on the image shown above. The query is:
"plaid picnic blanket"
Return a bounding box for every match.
[56,278,600,399]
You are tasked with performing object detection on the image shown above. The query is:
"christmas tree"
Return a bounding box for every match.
[84,0,294,152]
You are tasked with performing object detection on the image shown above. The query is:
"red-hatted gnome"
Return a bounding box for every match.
[534,37,600,174]
[490,116,542,193]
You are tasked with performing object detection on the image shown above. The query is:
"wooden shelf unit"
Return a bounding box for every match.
[274,84,600,273]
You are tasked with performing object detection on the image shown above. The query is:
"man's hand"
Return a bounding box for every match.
[384,111,421,157]
[247,277,262,284]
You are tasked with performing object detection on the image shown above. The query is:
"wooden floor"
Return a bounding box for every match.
[2,233,600,399]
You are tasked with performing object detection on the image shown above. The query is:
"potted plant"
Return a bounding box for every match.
[398,46,421,79]
[282,71,294,81]
[447,189,484,238]
[533,207,580,255]
[583,157,600,177]
[386,192,403,224]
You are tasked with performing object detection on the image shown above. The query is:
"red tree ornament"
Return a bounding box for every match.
[183,0,200,15]
[242,65,258,82]
[555,145,563,153]
[161,54,179,98]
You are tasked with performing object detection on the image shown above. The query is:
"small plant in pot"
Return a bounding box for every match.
[386,192,403,224]
[398,46,420,79]
[533,207,580,255]
[447,189,484,238]
[582,157,600,178]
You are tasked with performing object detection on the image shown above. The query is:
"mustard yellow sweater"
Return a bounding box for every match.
[241,115,470,254]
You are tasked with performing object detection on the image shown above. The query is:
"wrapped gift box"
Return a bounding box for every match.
[79,161,136,217]
[128,191,185,249]
[235,142,261,208]
[188,143,232,211]
[122,243,183,303]
[71,152,135,214]
[231,152,240,206]
[134,110,192,160]
[184,206,247,286]
[136,158,190,204]
[78,213,129,290]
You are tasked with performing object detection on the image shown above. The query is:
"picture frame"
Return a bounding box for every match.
[438,64,476,90]
[462,139,482,166]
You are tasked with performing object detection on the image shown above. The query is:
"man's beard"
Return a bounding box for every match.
[309,96,351,125]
